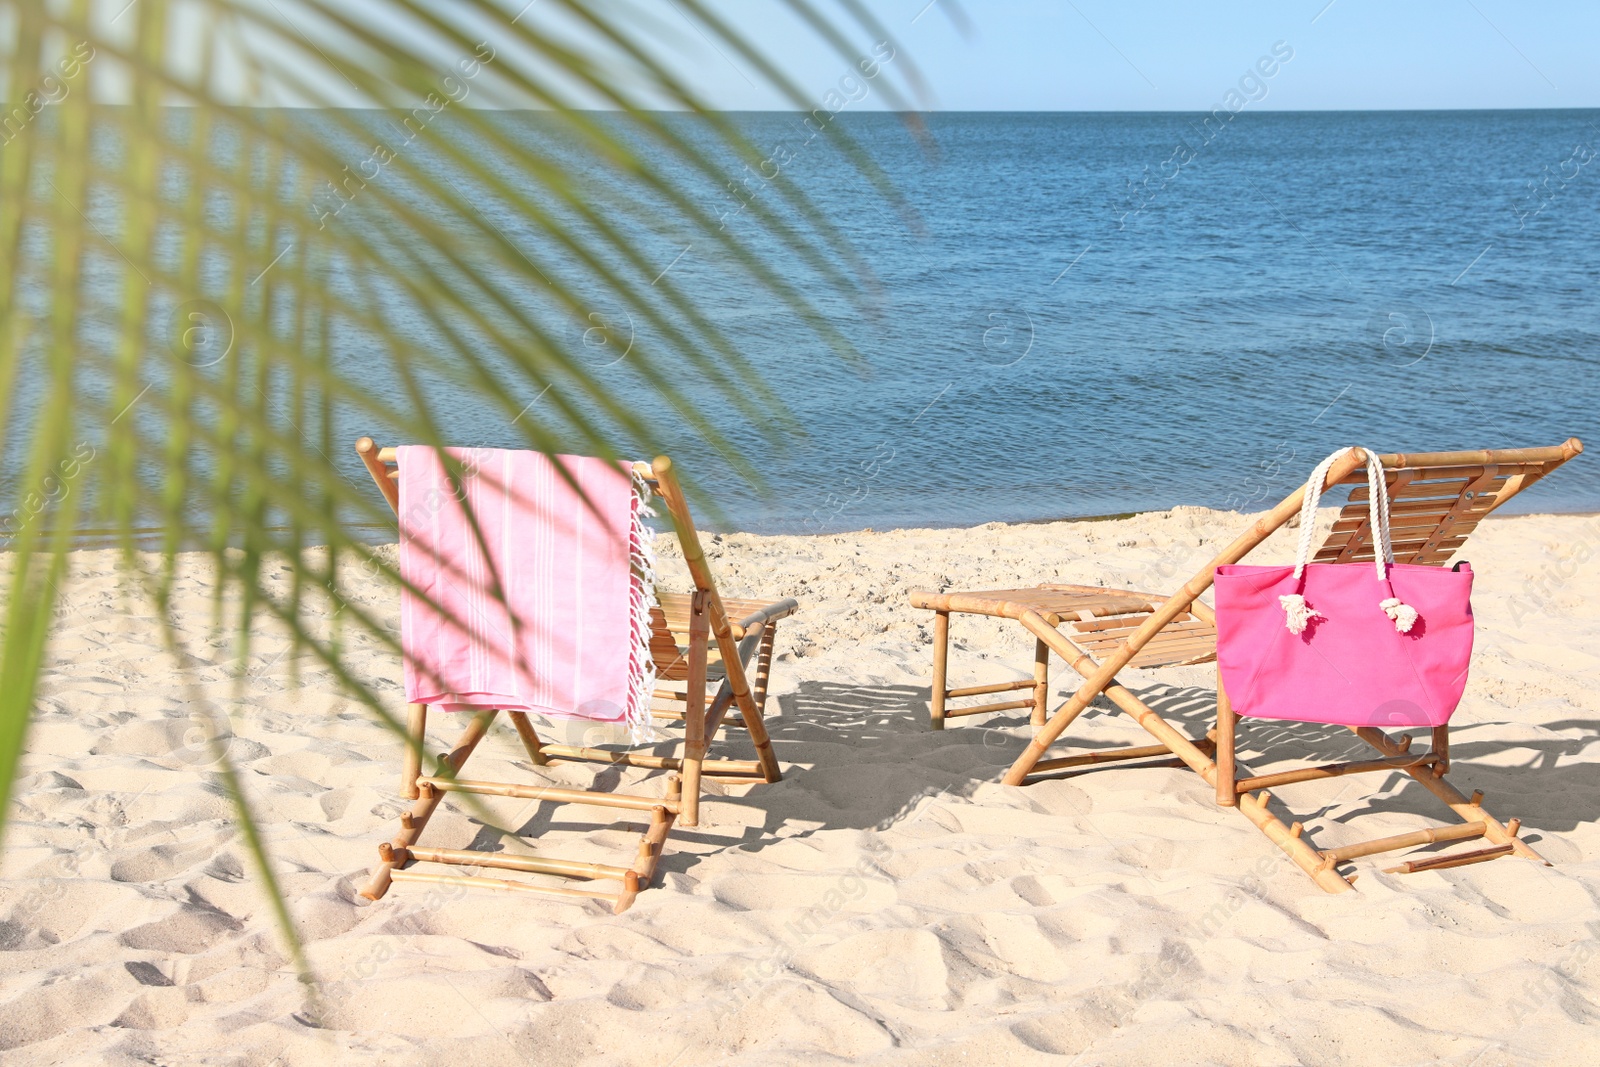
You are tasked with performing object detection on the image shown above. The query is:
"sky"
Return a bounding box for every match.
[687,0,1600,112]
[73,0,1600,111]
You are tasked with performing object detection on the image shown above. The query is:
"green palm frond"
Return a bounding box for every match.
[0,0,918,987]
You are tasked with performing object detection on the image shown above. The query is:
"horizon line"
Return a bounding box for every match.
[60,103,1600,115]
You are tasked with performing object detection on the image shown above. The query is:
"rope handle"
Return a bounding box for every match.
[1291,446,1393,580]
[1281,446,1418,635]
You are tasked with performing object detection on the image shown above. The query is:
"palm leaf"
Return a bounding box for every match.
[0,0,917,991]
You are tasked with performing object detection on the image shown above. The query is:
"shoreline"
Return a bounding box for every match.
[26,502,1600,554]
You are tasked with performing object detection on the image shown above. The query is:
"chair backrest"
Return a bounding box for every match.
[1309,440,1584,567]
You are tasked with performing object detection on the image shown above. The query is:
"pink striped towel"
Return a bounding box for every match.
[397,447,657,739]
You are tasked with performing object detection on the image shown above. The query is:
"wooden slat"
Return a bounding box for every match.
[1348,478,1472,503]
[1072,612,1188,634]
[946,679,1034,698]
[1128,652,1216,668]
[1318,821,1487,865]
[649,611,689,678]
[1322,534,1473,553]
[1132,630,1216,655]
[651,707,748,727]
[1071,639,1219,669]
[1032,738,1215,772]
[1073,620,1211,640]
[1383,843,1515,874]
[1315,537,1469,563]
[1157,651,1217,666]
[1063,629,1220,668]
[1376,495,1495,518]
[1074,622,1214,649]
[1330,510,1488,534]
[1235,754,1436,793]
[1075,620,1209,639]
[417,776,675,812]
[390,868,619,903]
[536,744,761,776]
[1318,530,1472,551]
[943,698,1035,718]
[1133,632,1221,654]
[1389,531,1473,549]
[1038,581,1159,605]
[1127,653,1213,670]
[404,844,633,880]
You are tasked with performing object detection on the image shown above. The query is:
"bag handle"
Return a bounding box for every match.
[1281,446,1418,635]
[1291,446,1392,581]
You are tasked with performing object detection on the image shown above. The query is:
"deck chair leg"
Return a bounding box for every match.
[1215,679,1238,808]
[1031,638,1049,730]
[735,670,783,785]
[681,592,711,828]
[695,625,780,787]
[697,633,782,784]
[362,709,498,901]
[699,617,782,784]
[704,624,766,741]
[614,775,682,914]
[402,703,427,800]
[930,610,950,730]
[1354,727,1548,865]
[754,623,776,717]
[1431,724,1449,776]
[506,710,547,766]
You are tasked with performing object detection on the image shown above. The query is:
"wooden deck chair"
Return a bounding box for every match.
[354,438,797,912]
[910,439,1583,892]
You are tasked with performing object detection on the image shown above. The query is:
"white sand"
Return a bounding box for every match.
[4,507,1599,1065]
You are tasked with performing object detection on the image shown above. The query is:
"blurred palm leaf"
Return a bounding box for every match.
[0,0,918,985]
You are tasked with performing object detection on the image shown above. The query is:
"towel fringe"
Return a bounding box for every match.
[626,465,660,744]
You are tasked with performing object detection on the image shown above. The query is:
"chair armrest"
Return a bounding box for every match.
[732,598,799,636]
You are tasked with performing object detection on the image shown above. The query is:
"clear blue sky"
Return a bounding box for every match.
[686,0,1599,111]
[214,1,1600,111]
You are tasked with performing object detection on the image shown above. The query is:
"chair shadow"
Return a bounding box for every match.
[1123,683,1600,839]
[452,678,1600,878]
[650,680,1028,865]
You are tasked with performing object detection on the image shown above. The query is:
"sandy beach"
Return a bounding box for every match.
[4,505,1598,1066]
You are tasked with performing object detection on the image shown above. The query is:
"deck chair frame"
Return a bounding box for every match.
[354,438,795,912]
[914,439,1582,892]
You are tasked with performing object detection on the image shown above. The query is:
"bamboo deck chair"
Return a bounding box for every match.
[910,439,1583,892]
[354,438,797,912]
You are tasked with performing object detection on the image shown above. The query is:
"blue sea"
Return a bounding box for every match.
[398,110,1600,532]
[25,110,1600,539]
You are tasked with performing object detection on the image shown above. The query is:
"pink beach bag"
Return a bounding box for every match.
[1214,447,1475,729]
